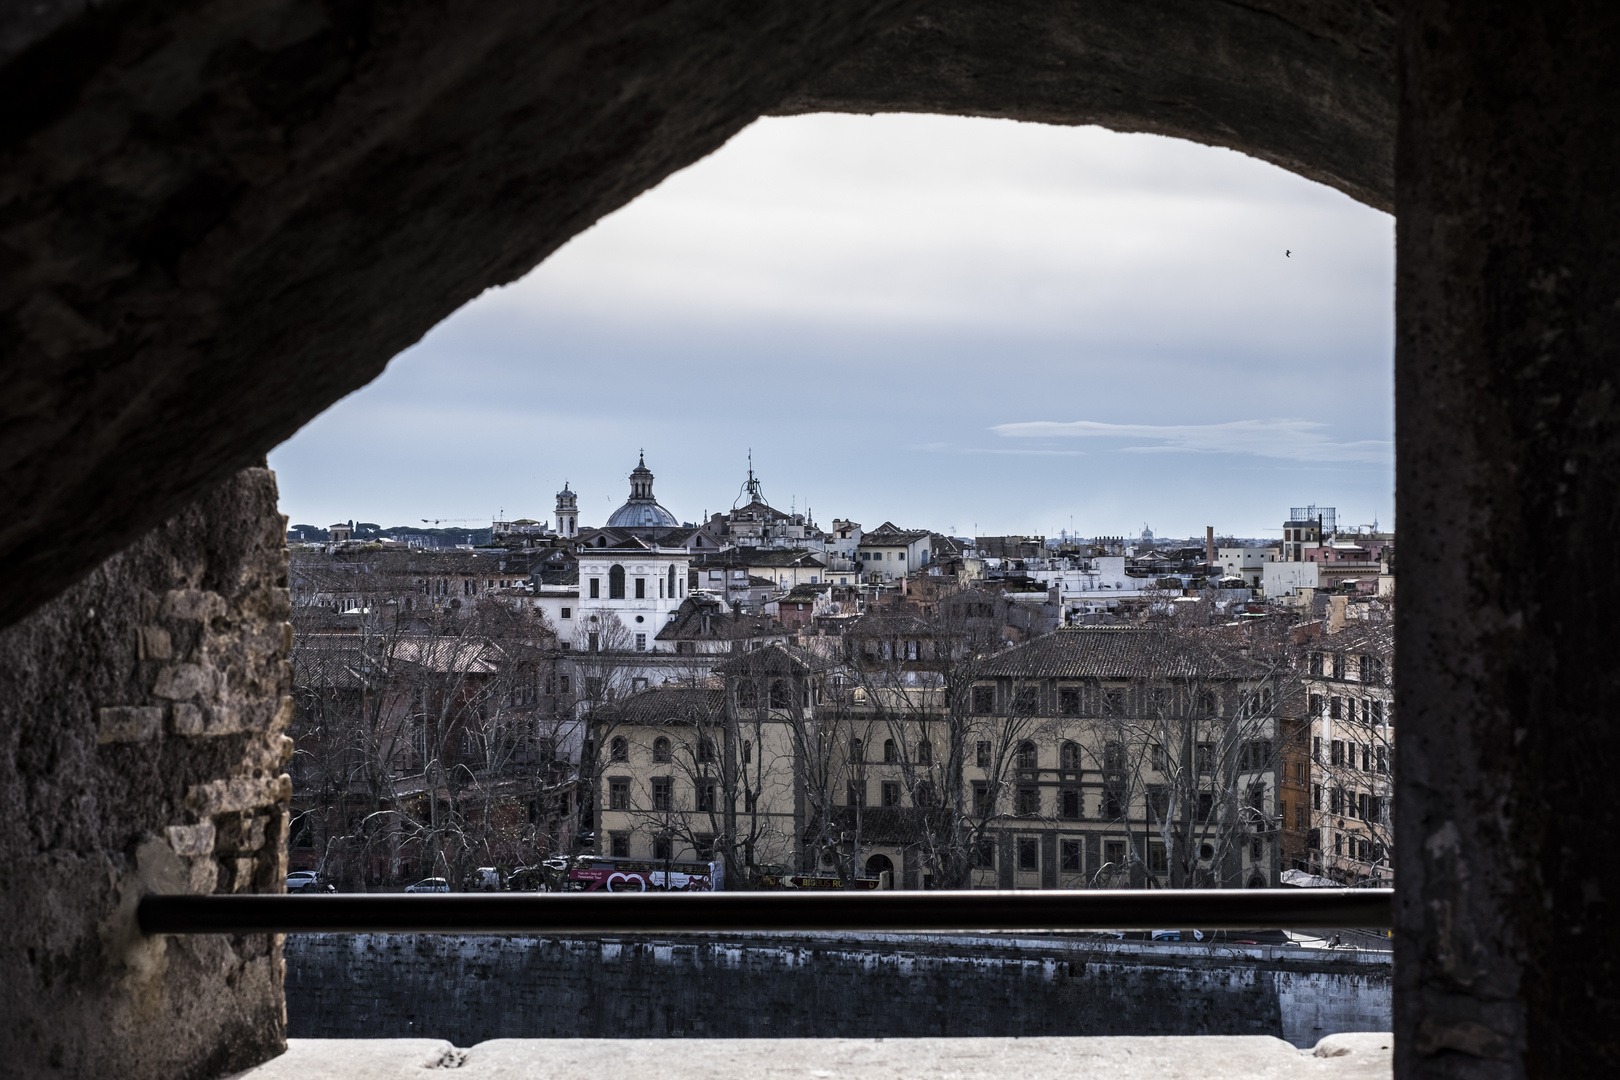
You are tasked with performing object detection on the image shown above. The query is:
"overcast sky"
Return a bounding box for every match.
[269,113,1394,541]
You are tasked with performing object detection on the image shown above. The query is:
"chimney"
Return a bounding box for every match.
[1205,526,1215,569]
[1328,594,1349,633]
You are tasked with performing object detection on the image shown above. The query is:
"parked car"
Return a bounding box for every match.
[404,877,450,893]
[506,865,550,892]
[472,867,502,892]
[284,870,335,893]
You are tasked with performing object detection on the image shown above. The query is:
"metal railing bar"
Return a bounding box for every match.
[138,888,1391,935]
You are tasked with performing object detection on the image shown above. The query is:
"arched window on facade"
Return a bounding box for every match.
[610,736,628,762]
[850,738,864,763]
[769,679,790,709]
[609,564,626,599]
[883,738,896,763]
[1016,740,1038,771]
[652,736,672,763]
[917,739,933,766]
[668,565,676,600]
[1060,741,1081,772]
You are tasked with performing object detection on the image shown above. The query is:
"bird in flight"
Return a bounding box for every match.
[1286,249,1292,257]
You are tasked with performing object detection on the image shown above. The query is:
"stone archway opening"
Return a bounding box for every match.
[3,4,1616,1080]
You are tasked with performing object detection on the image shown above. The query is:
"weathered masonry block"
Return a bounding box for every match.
[0,467,294,1080]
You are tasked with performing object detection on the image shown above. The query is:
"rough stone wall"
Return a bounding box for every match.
[0,467,293,1080]
[1395,1,1620,1078]
[284,932,1391,1049]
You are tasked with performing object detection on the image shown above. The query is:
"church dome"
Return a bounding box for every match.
[607,501,679,529]
[606,454,678,531]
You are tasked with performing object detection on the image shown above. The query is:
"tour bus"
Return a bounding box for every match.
[562,856,723,892]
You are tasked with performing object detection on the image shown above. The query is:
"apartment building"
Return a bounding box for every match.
[957,627,1296,890]
[1302,626,1395,883]
[587,648,815,874]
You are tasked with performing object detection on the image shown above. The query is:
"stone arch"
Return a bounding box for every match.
[0,6,1615,1080]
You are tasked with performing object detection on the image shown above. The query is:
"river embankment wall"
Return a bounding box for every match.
[285,932,1391,1048]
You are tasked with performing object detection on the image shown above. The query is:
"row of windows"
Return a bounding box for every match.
[975,836,1259,876]
[608,735,739,764]
[1311,783,1389,823]
[971,684,1269,718]
[1308,651,1388,686]
[1309,693,1389,724]
[607,776,730,814]
[958,738,1271,776]
[844,779,1263,826]
[1315,737,1390,773]
[586,564,683,600]
[861,639,925,661]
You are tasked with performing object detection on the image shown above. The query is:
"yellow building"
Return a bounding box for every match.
[1301,627,1394,883]
[588,628,1299,891]
[588,648,816,878]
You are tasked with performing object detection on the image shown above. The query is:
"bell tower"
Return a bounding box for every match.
[555,482,578,537]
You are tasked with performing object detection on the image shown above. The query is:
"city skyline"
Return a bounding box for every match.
[282,450,1383,544]
[269,113,1394,539]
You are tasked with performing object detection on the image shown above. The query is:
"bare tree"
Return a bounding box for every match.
[1068,621,1301,888]
[290,563,568,889]
[839,604,1047,888]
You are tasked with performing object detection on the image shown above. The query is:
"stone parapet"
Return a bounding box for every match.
[237,1035,1394,1079]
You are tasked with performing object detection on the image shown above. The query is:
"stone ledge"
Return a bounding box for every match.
[231,1035,1392,1079]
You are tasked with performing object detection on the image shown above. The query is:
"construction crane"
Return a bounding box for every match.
[419,518,481,526]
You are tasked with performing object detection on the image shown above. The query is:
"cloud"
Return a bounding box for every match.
[272,114,1394,538]
[911,442,1085,457]
[990,419,1392,464]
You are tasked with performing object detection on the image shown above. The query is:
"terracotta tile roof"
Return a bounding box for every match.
[591,687,725,725]
[977,627,1285,680]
